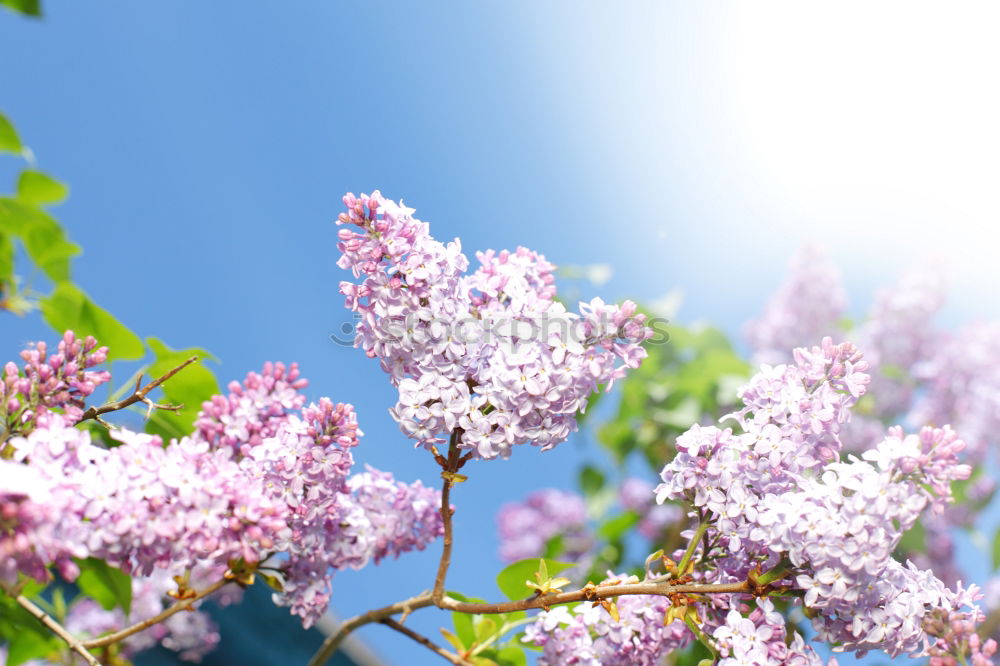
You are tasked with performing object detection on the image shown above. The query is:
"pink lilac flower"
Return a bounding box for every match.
[524,573,691,665]
[0,330,110,437]
[336,191,652,459]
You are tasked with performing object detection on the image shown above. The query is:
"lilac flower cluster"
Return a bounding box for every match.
[194,361,308,453]
[336,191,652,459]
[744,247,847,366]
[523,574,691,666]
[855,268,946,417]
[711,599,825,666]
[0,330,110,437]
[1,336,445,639]
[915,321,1000,463]
[654,337,986,662]
[7,419,287,578]
[344,466,445,564]
[495,488,591,563]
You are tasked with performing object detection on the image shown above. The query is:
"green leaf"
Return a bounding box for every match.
[75,557,132,614]
[144,337,220,437]
[40,283,144,360]
[578,464,605,498]
[597,510,640,541]
[0,0,40,16]
[541,534,564,560]
[0,112,23,152]
[4,631,58,665]
[477,646,528,666]
[17,170,68,206]
[0,197,79,282]
[495,558,575,601]
[993,529,1000,570]
[0,231,14,285]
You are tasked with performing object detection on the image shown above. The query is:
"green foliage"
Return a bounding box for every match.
[597,510,640,541]
[495,558,574,601]
[993,528,1000,571]
[0,584,62,665]
[17,170,68,206]
[445,591,528,665]
[598,321,750,470]
[40,283,144,360]
[0,112,22,152]
[0,0,41,16]
[144,337,220,438]
[0,197,80,283]
[75,557,133,615]
[578,464,605,498]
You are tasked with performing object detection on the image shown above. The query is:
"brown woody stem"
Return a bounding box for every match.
[379,618,472,665]
[14,593,101,666]
[77,356,199,426]
[82,576,229,649]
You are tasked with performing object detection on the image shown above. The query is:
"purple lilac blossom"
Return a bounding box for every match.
[744,246,847,366]
[335,191,652,459]
[523,573,692,666]
[496,488,591,563]
[656,337,985,662]
[0,336,445,636]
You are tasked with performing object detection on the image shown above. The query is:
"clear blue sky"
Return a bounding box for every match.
[2,2,999,664]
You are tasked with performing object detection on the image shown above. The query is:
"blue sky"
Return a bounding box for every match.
[3,2,999,664]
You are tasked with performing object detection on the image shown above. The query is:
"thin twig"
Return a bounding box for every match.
[432,430,462,604]
[308,593,435,666]
[379,618,473,666]
[77,356,198,426]
[15,594,101,666]
[437,580,753,615]
[82,577,229,649]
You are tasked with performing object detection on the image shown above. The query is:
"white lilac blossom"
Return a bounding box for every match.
[523,574,691,666]
[495,488,592,563]
[336,191,652,459]
[744,247,847,366]
[712,599,825,666]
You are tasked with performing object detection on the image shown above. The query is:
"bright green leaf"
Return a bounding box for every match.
[0,231,14,285]
[144,337,220,437]
[993,529,1000,570]
[597,510,640,541]
[475,616,498,643]
[4,630,58,665]
[496,558,575,601]
[17,170,68,206]
[0,112,22,152]
[452,610,475,649]
[0,197,79,282]
[75,557,132,614]
[578,464,605,498]
[41,283,144,360]
[494,646,528,666]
